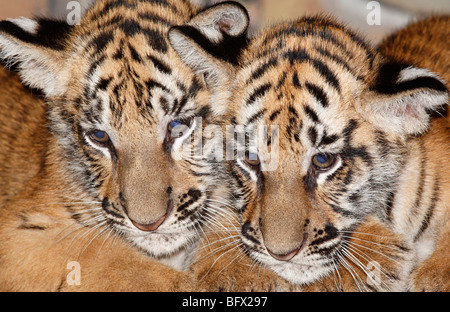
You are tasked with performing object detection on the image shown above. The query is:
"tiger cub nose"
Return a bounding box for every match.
[267,247,300,261]
[130,199,173,232]
[266,233,308,261]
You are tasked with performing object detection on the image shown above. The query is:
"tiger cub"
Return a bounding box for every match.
[378,15,450,292]
[0,0,248,291]
[171,14,449,291]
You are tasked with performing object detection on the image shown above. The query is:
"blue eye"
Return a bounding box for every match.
[244,152,261,169]
[312,153,336,170]
[167,118,193,139]
[168,120,183,130]
[89,130,110,144]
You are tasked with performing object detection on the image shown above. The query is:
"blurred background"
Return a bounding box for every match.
[1,0,449,45]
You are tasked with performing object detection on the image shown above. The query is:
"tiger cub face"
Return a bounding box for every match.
[171,16,448,284]
[0,0,248,266]
[227,18,448,284]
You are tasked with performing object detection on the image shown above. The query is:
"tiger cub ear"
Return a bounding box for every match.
[0,17,73,96]
[168,1,249,89]
[359,62,448,138]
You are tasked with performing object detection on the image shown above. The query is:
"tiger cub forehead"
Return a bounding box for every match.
[59,0,207,138]
[232,16,383,151]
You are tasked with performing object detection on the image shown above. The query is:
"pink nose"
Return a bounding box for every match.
[130,214,166,231]
[130,200,173,232]
[266,233,308,261]
[267,248,300,261]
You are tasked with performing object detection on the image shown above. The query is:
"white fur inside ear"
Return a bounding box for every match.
[0,33,67,96]
[362,89,448,137]
[7,17,39,35]
[169,29,223,87]
[396,66,440,83]
[188,4,248,44]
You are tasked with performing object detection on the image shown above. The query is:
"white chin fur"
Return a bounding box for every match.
[126,228,199,270]
[268,261,333,285]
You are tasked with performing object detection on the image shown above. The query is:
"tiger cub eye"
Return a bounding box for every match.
[244,152,261,169]
[167,117,193,140]
[89,130,110,144]
[312,153,336,170]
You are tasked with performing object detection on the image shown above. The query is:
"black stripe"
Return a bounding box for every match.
[263,22,349,55]
[283,49,340,92]
[174,95,189,115]
[250,57,278,81]
[313,45,363,81]
[97,77,113,91]
[119,19,141,37]
[276,71,288,88]
[319,133,339,146]
[385,190,396,221]
[288,105,299,118]
[247,108,267,124]
[292,71,301,88]
[377,77,448,94]
[143,28,168,53]
[310,58,340,93]
[0,18,71,50]
[128,43,142,62]
[343,119,358,145]
[307,127,318,146]
[304,105,319,123]
[147,55,172,74]
[246,83,271,105]
[171,25,248,65]
[412,143,426,214]
[91,30,114,53]
[269,109,282,121]
[138,13,172,27]
[414,176,440,241]
[344,146,372,165]
[374,62,447,94]
[145,79,170,93]
[305,82,329,107]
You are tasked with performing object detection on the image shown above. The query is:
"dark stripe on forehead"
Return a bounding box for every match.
[95,0,138,18]
[91,30,114,53]
[138,12,173,27]
[305,82,329,107]
[269,109,282,121]
[247,108,267,124]
[128,43,142,62]
[283,49,340,93]
[343,119,358,145]
[145,79,170,94]
[318,130,339,147]
[119,19,141,37]
[249,57,278,81]
[308,126,318,145]
[304,105,319,123]
[246,83,272,106]
[313,46,364,81]
[143,28,168,53]
[147,55,172,74]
